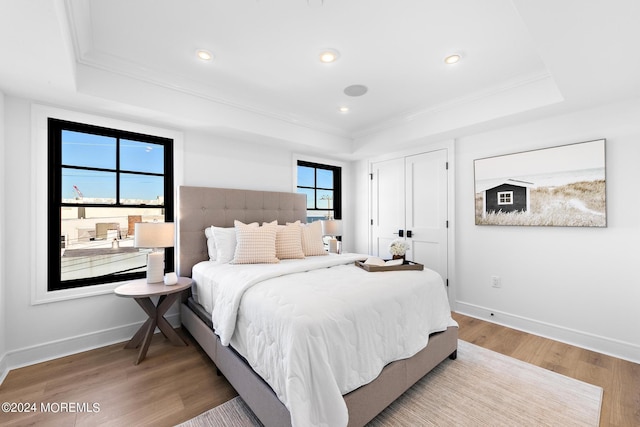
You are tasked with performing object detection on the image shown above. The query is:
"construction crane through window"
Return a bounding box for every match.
[73,185,83,200]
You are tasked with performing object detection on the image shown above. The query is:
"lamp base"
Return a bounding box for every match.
[146,251,165,283]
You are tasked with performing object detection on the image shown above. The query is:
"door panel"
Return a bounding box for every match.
[405,150,448,280]
[371,157,404,258]
[411,240,443,276]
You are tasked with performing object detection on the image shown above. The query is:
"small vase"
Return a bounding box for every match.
[392,255,405,261]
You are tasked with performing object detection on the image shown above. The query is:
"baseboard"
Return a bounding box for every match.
[455,301,640,364]
[0,351,9,385]
[0,313,180,385]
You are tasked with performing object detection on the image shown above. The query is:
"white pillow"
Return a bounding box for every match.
[204,226,216,261]
[232,220,279,264]
[212,223,257,264]
[275,223,305,260]
[294,221,327,256]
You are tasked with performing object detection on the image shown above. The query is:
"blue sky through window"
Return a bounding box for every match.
[317,169,333,188]
[61,131,164,200]
[297,166,314,187]
[297,164,335,212]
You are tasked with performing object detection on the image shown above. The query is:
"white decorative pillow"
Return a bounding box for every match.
[299,221,327,256]
[232,220,279,264]
[275,223,305,260]
[204,226,216,261]
[212,223,257,264]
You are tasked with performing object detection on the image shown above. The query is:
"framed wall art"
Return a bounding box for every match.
[474,139,606,227]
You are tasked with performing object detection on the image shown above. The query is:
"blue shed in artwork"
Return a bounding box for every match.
[480,179,534,217]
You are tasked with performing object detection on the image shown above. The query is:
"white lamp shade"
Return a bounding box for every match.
[134,222,175,248]
[321,219,342,236]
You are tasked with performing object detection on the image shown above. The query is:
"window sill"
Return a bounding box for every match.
[31,280,128,305]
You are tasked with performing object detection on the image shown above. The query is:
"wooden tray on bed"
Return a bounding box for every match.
[355,260,424,272]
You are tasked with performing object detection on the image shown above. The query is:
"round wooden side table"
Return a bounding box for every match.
[115,277,192,365]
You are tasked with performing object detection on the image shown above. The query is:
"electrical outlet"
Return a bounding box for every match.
[491,275,501,288]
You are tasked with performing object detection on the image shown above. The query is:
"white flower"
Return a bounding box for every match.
[389,239,410,256]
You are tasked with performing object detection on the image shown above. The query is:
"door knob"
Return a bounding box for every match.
[407,230,412,238]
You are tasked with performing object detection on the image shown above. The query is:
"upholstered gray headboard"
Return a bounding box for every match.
[177,186,307,277]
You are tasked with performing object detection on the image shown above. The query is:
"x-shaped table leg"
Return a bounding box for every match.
[124,293,187,364]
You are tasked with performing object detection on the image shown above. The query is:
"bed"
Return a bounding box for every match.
[177,186,458,427]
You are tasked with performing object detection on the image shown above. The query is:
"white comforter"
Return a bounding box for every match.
[193,254,455,427]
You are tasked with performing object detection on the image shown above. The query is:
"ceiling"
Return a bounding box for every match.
[2,0,640,157]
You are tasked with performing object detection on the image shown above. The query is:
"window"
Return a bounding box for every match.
[497,191,513,205]
[296,160,341,222]
[48,119,174,291]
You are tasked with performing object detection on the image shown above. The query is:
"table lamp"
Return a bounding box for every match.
[321,219,342,254]
[134,222,175,283]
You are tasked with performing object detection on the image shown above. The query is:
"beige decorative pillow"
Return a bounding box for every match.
[232,220,279,264]
[212,223,257,264]
[299,221,327,256]
[275,223,305,260]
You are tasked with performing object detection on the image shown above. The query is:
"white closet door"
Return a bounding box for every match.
[405,149,448,281]
[371,157,405,258]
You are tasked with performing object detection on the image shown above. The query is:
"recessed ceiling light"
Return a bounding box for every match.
[196,49,213,62]
[344,84,368,97]
[339,106,349,113]
[444,54,461,65]
[319,49,340,63]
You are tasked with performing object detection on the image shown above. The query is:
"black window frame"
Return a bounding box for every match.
[47,118,174,291]
[296,160,342,220]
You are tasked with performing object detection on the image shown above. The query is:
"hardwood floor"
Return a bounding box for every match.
[0,330,237,426]
[0,314,638,426]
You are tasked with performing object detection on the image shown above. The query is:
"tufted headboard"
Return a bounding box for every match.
[177,186,307,277]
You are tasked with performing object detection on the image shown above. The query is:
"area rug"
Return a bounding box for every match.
[177,340,602,426]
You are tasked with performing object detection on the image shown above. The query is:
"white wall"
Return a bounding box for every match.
[454,97,640,362]
[183,130,356,252]
[0,90,7,381]
[184,130,295,192]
